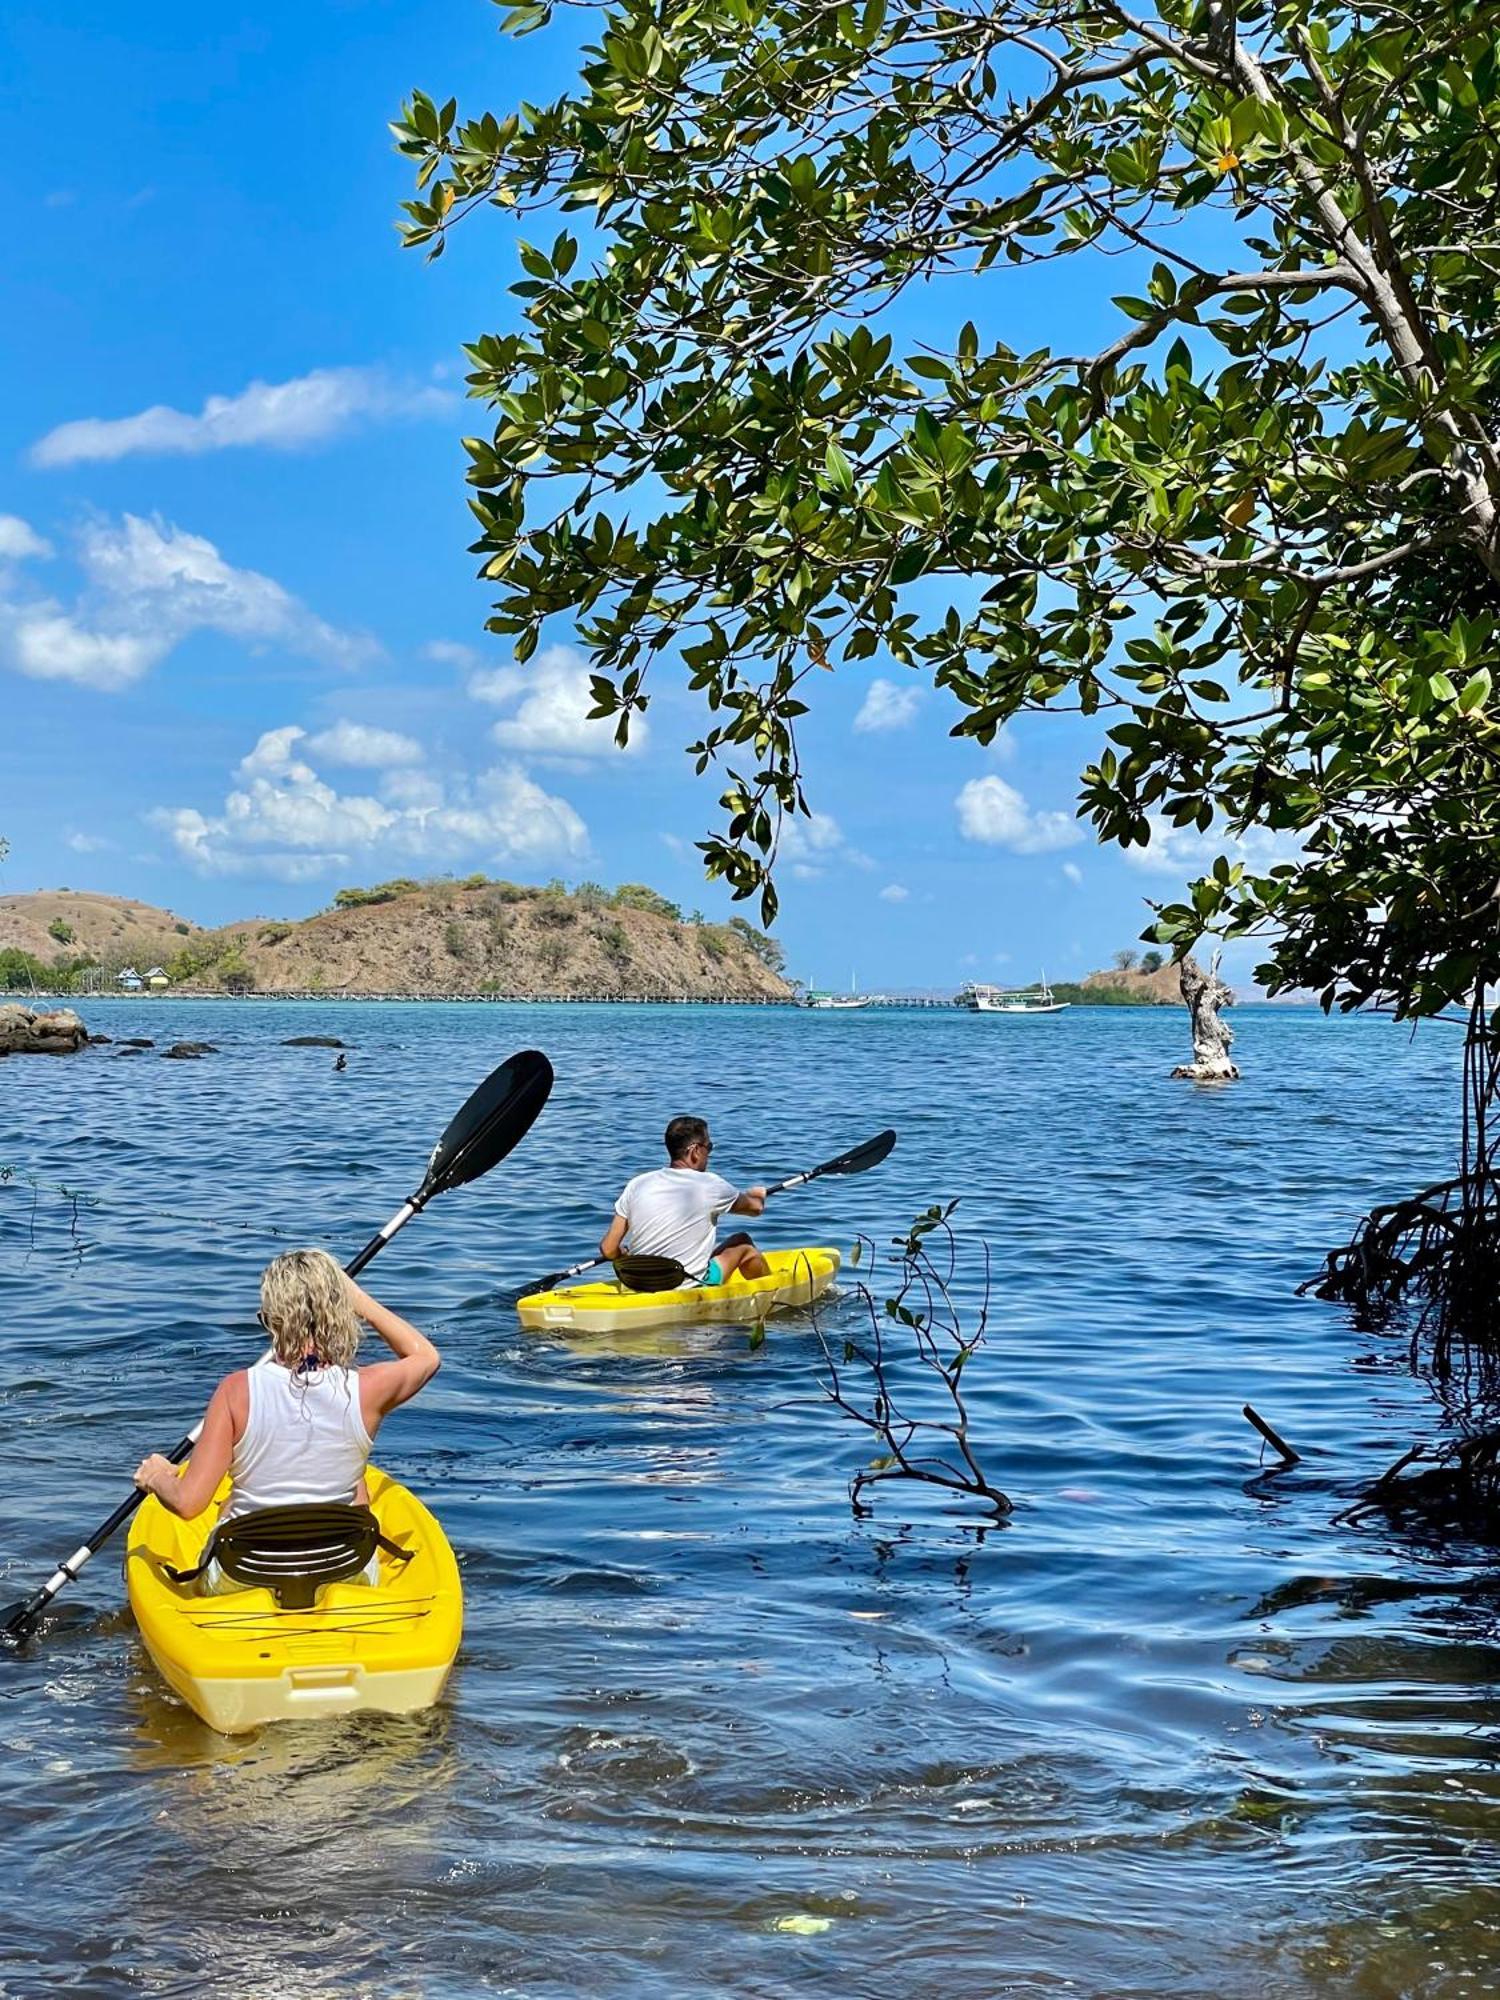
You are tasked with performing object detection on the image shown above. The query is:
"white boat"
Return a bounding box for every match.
[806,972,869,1010]
[959,976,1069,1015]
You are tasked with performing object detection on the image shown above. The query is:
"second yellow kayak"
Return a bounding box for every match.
[518,1244,841,1334]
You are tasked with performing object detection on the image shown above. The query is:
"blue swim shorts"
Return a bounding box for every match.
[703,1258,724,1286]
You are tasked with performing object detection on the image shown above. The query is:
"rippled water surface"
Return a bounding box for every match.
[3,1001,1499,1998]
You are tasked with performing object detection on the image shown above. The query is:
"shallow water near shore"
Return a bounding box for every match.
[3,1000,1498,1997]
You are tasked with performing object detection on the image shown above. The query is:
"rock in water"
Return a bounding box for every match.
[162,1042,217,1060]
[283,1036,346,1048]
[0,1005,89,1057]
[1171,953,1239,1081]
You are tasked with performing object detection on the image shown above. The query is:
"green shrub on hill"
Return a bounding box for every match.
[332,880,422,910]
[727,917,784,975]
[612,884,681,921]
[479,883,530,910]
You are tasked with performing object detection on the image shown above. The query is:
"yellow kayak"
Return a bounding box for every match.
[125,1465,463,1734]
[518,1245,841,1334]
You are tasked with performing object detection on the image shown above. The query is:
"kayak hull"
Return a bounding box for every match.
[125,1465,463,1734]
[518,1245,841,1334]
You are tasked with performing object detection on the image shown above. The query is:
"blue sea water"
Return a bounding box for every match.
[1,1000,1497,1998]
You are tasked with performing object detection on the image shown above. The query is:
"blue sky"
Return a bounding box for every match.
[1,0,1271,992]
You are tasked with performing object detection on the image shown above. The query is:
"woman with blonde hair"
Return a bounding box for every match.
[133,1249,440,1580]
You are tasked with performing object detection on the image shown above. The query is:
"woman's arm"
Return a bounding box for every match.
[351,1278,440,1426]
[134,1376,240,1519]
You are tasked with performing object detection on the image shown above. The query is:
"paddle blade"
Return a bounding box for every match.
[1,1596,43,1645]
[419,1050,554,1200]
[812,1128,896,1179]
[614,1254,690,1294]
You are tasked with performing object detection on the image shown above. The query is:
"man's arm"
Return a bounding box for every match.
[730,1186,767,1218]
[600,1213,628,1259]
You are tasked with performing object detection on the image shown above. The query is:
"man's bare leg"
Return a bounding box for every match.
[714,1234,770,1281]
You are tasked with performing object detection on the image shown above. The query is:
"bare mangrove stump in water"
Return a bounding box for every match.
[1242,1404,1300,1466]
[1172,952,1239,1082]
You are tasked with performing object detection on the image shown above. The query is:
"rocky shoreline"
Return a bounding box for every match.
[0,1003,90,1056]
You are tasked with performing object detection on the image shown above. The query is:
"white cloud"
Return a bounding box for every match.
[1062,861,1083,886]
[0,514,376,692]
[1120,817,1304,878]
[423,639,482,672]
[305,720,423,769]
[777,809,873,879]
[30,366,450,468]
[879,883,910,902]
[854,678,922,734]
[956,775,1083,855]
[11,614,157,692]
[471,643,646,761]
[65,830,113,853]
[0,515,52,561]
[154,732,588,880]
[239,726,308,778]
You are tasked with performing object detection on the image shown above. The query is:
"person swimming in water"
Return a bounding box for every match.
[600,1115,769,1284]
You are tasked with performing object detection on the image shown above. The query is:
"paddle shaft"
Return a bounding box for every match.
[5,1200,423,1635]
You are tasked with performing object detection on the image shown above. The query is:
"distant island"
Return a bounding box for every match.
[1057,954,1184,1007]
[0,880,791,1002]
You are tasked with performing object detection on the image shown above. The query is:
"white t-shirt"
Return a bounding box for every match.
[614,1166,741,1280]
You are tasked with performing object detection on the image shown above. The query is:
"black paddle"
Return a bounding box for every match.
[526,1128,897,1294]
[1,1048,554,1646]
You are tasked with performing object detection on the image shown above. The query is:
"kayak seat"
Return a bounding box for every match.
[612,1254,691,1294]
[164,1503,413,1610]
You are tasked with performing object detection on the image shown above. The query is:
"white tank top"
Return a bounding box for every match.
[220,1362,373,1524]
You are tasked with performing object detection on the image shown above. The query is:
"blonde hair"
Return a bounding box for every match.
[260,1249,359,1372]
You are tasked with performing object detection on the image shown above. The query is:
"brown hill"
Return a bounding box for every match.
[218,883,789,997]
[1081,961,1184,1004]
[0,890,203,970]
[2,885,790,1000]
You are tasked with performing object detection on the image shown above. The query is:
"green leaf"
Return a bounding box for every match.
[1460,668,1492,712]
[824,441,855,492]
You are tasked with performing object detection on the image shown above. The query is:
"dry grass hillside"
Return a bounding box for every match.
[1081,961,1185,1004]
[0,890,202,969]
[218,884,788,997]
[2,884,791,999]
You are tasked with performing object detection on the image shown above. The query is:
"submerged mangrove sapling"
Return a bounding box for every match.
[814,1204,1011,1518]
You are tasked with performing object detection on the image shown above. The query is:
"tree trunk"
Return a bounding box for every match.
[1171,952,1239,1081]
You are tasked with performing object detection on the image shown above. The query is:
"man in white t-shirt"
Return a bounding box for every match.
[600,1115,769,1285]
